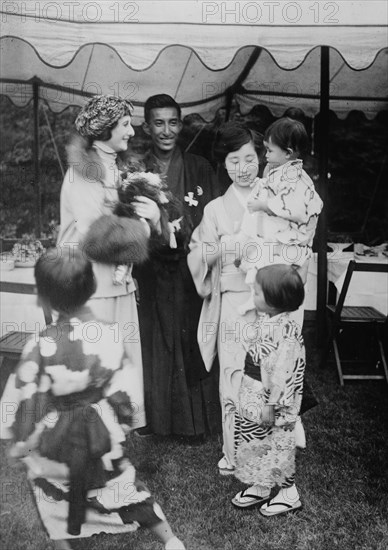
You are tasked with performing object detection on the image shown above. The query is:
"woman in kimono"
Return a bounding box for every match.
[188,123,262,475]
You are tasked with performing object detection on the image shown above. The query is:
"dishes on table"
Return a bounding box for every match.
[327,242,353,255]
[354,243,388,259]
[0,253,15,271]
[11,241,44,268]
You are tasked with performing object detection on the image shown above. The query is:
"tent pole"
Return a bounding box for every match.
[32,79,41,238]
[316,46,330,344]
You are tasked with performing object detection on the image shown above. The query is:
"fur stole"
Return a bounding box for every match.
[66,134,102,177]
[83,215,149,265]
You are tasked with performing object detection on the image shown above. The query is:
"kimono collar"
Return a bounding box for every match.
[57,305,96,325]
[150,146,180,176]
[230,184,250,211]
[259,311,291,324]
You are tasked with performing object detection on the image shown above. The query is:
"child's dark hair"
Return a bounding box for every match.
[264,117,309,156]
[256,264,304,312]
[35,247,96,314]
[213,122,260,164]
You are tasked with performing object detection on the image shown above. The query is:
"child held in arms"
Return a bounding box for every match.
[8,248,185,549]
[237,117,323,318]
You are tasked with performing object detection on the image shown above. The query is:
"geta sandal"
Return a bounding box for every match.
[260,499,302,517]
[232,489,270,509]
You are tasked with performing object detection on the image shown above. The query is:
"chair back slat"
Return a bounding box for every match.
[353,262,388,273]
[0,281,36,295]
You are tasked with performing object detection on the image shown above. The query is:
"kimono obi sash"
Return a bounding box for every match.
[220,270,249,294]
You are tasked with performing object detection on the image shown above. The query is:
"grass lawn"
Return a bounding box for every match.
[1,323,387,550]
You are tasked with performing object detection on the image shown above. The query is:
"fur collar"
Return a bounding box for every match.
[66,134,127,180]
[66,134,102,176]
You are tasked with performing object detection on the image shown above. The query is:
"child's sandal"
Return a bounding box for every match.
[260,499,302,517]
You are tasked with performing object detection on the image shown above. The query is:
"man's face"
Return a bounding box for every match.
[144,107,182,153]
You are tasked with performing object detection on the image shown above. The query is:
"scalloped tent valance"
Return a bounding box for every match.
[1,0,387,122]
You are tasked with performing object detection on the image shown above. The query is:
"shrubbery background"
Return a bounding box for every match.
[1,96,387,243]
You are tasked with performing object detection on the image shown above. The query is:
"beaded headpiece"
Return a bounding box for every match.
[75,95,133,138]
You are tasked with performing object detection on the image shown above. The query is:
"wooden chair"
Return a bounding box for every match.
[0,280,52,395]
[326,260,388,386]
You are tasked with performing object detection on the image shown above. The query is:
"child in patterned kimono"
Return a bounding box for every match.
[232,264,306,517]
[8,248,185,549]
[238,117,323,317]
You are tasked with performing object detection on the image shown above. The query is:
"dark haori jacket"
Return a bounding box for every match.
[135,148,221,382]
[129,147,223,437]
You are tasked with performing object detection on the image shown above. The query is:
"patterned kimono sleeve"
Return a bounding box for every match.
[267,177,311,224]
[13,335,52,442]
[105,366,135,427]
[269,323,300,406]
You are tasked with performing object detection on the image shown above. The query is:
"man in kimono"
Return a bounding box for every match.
[134,94,222,438]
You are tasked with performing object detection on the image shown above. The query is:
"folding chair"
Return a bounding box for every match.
[0,280,52,395]
[326,260,388,386]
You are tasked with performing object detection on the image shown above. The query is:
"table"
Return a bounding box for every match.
[305,251,388,315]
[0,267,44,337]
[1,254,387,336]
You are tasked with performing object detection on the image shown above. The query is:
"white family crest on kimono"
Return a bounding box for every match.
[184,191,199,206]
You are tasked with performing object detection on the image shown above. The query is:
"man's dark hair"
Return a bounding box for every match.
[144,94,181,123]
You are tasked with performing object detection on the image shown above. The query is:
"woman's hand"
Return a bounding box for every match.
[133,196,161,233]
[247,197,262,213]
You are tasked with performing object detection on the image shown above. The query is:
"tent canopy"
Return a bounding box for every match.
[1,0,387,123]
[1,0,387,337]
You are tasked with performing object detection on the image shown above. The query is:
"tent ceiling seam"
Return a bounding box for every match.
[173,51,193,100]
[81,45,95,91]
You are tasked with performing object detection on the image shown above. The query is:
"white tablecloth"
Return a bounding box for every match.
[0,267,45,337]
[305,251,388,315]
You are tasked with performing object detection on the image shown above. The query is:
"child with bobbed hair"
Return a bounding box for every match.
[8,248,185,549]
[232,264,306,517]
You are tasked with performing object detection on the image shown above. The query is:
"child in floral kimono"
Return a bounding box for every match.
[232,264,305,517]
[238,117,323,317]
[8,248,185,549]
